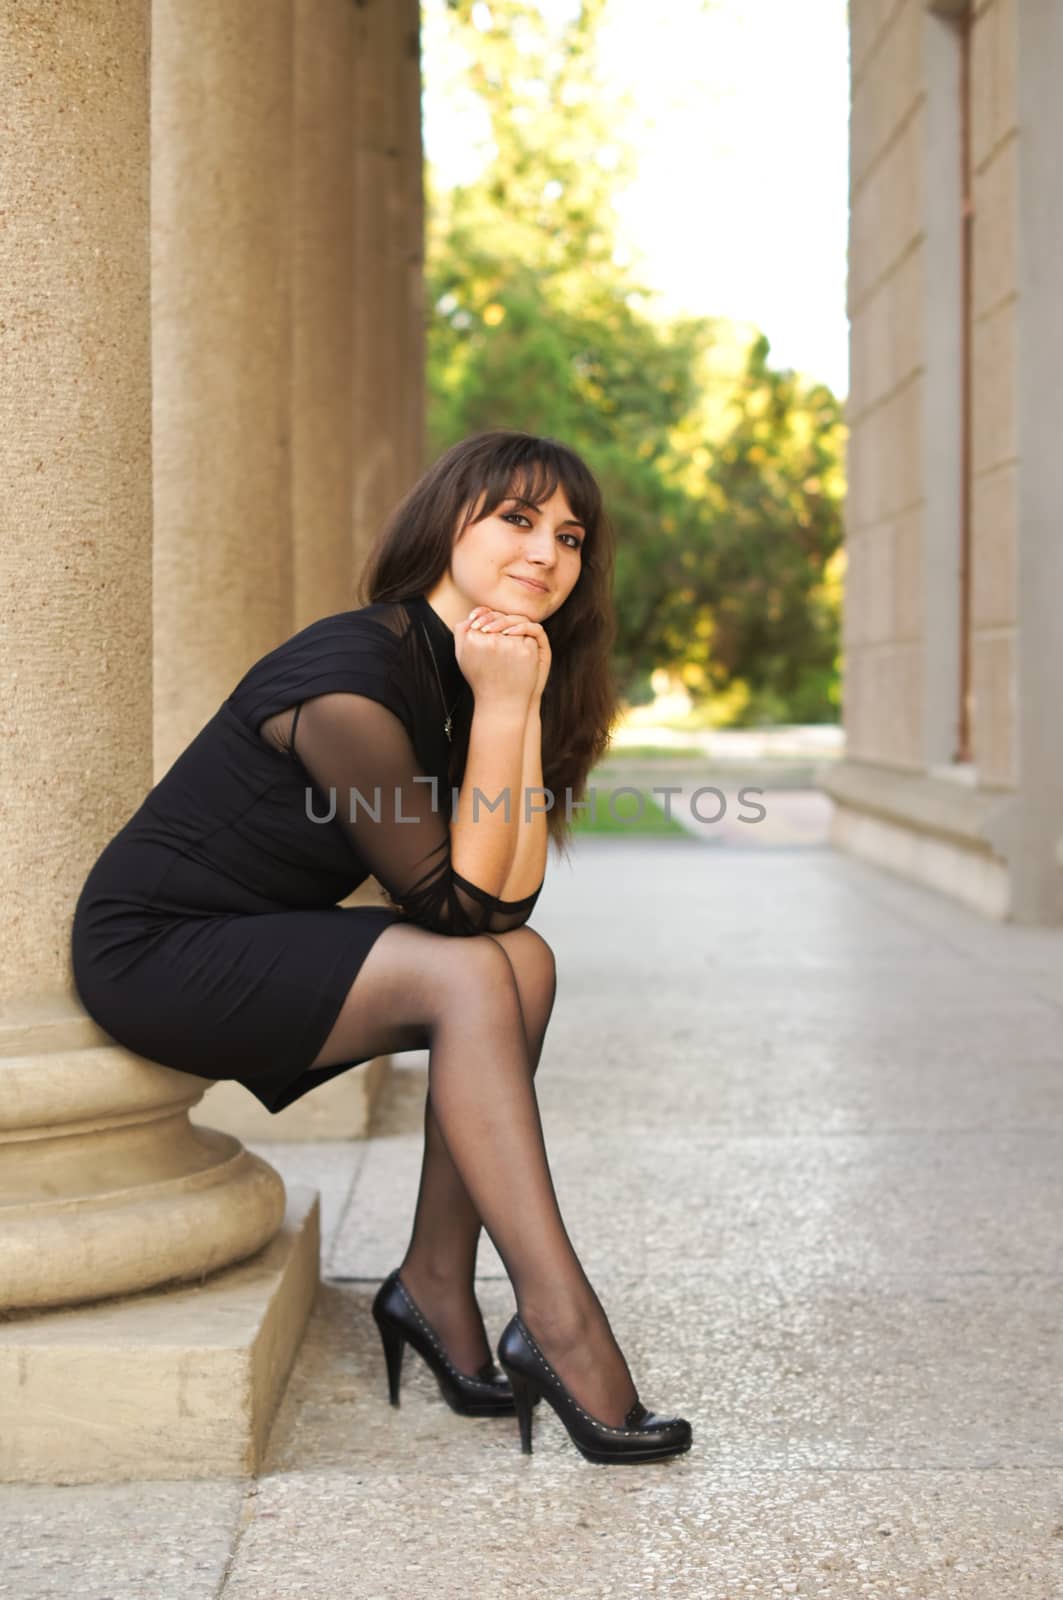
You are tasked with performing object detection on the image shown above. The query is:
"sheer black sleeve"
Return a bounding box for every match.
[293,691,543,937]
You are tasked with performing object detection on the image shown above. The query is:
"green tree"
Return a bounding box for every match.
[427,0,846,725]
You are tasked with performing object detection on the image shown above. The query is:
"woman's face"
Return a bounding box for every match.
[442,482,585,622]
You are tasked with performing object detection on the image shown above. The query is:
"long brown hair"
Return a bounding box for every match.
[358,429,620,862]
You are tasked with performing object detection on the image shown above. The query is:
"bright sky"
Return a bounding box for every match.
[421,0,851,398]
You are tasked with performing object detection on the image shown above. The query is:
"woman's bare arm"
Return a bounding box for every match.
[448,696,529,900]
[496,696,548,903]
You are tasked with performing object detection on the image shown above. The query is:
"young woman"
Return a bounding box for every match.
[71,429,692,1465]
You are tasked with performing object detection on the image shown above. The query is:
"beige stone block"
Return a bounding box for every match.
[851,279,889,424]
[893,507,924,642]
[195,1053,388,1142]
[0,1188,319,1486]
[848,173,879,316]
[847,311,874,431]
[850,103,925,313]
[821,756,1018,918]
[822,752,1019,844]
[856,246,924,418]
[894,641,926,767]
[971,631,1017,788]
[858,403,883,534]
[971,299,1017,476]
[972,136,1018,318]
[858,647,883,761]
[890,244,926,390]
[971,0,1017,172]
[843,421,863,532]
[882,674,914,769]
[864,402,893,531]
[869,645,901,765]
[851,0,907,87]
[850,0,922,191]
[856,648,889,764]
[847,412,880,534]
[842,531,865,649]
[858,642,924,769]
[840,646,867,754]
[830,803,1012,919]
[970,462,1017,628]
[866,646,896,766]
[880,375,924,523]
[866,523,897,645]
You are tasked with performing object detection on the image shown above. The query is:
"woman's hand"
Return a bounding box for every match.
[466,606,551,702]
[454,608,540,709]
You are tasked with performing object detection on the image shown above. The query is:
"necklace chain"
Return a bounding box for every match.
[418,618,463,743]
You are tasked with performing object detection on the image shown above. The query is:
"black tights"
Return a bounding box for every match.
[395,926,556,1381]
[306,921,639,1428]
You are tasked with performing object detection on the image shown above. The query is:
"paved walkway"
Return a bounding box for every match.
[6,836,1063,1598]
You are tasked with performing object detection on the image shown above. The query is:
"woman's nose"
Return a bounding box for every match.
[525,526,558,564]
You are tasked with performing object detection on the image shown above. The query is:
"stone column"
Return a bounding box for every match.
[151,0,295,775]
[0,3,310,1480]
[291,0,359,629]
[353,0,426,570]
[193,0,392,1142]
[397,0,428,494]
[0,0,313,1484]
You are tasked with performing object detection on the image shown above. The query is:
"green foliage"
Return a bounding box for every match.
[426,0,847,726]
[570,788,690,837]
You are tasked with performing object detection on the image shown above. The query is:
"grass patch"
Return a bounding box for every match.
[601,744,705,762]
[571,787,689,836]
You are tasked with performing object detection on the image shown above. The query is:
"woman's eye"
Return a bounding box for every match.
[502,512,582,551]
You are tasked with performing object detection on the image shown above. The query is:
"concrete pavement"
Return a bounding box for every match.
[5,834,1063,1598]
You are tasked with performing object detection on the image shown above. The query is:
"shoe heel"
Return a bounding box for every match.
[500,1363,535,1454]
[374,1310,406,1406]
[497,1313,694,1465]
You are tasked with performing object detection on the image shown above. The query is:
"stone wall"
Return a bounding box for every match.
[846,0,929,772]
[968,0,1018,788]
[831,0,1063,923]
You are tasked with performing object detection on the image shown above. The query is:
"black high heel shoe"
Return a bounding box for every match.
[496,1314,693,1463]
[371,1268,541,1417]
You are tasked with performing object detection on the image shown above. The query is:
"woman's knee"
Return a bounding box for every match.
[487,924,556,987]
[335,922,516,1034]
[447,929,521,991]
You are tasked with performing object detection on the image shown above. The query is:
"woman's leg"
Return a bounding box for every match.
[308,921,639,1428]
[396,926,558,1375]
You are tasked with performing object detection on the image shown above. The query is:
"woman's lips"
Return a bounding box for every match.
[510,576,548,594]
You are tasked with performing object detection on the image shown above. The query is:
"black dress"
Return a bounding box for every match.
[70,594,544,1113]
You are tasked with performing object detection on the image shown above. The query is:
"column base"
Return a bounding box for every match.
[820,758,1015,920]
[0,1187,319,1485]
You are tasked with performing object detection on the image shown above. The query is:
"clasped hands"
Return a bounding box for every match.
[455,603,551,702]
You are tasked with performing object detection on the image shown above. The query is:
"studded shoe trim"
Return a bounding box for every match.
[388,1271,507,1394]
[510,1315,680,1438]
